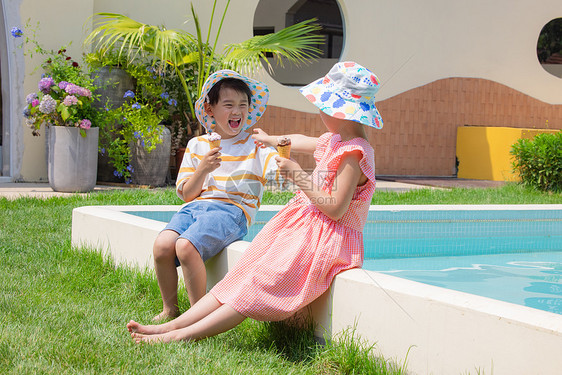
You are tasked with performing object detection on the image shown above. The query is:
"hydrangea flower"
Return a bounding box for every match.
[79,119,91,129]
[10,27,23,38]
[63,95,78,106]
[26,93,38,104]
[38,77,55,94]
[65,83,91,98]
[31,99,39,107]
[59,81,69,90]
[23,107,31,118]
[38,95,56,114]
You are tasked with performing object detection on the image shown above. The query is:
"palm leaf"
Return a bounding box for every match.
[84,13,196,66]
[222,19,323,73]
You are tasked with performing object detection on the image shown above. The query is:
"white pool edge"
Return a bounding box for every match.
[71,204,562,375]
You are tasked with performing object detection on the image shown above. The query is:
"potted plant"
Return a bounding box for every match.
[16,23,104,192]
[87,53,176,185]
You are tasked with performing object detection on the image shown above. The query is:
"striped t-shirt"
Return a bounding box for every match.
[176,130,280,226]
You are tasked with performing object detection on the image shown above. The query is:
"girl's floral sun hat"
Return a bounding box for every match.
[300,61,383,129]
[195,70,269,132]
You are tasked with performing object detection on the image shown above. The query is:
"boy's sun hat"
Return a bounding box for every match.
[300,61,383,129]
[195,70,269,132]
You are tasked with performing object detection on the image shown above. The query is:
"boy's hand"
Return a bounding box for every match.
[198,147,222,174]
[252,128,275,148]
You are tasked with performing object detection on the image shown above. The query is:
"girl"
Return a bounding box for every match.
[127,61,384,343]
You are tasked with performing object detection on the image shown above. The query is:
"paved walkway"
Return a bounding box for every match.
[0,178,503,199]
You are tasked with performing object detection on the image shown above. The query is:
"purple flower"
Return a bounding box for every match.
[132,102,141,109]
[65,83,80,95]
[100,148,106,155]
[160,92,170,100]
[126,165,134,173]
[64,83,91,98]
[63,95,78,106]
[168,98,177,106]
[11,27,23,38]
[26,93,38,104]
[80,87,92,98]
[23,107,31,118]
[123,90,135,99]
[133,131,143,139]
[79,119,91,129]
[59,81,69,90]
[38,95,56,114]
[31,99,39,107]
[38,77,55,94]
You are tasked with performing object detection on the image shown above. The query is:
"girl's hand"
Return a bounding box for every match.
[198,147,222,174]
[252,128,275,148]
[275,156,302,182]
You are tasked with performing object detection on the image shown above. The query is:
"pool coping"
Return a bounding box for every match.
[71,204,562,375]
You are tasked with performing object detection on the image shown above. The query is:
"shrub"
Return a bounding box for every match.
[510,131,562,192]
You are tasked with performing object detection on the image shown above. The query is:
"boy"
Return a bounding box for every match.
[152,70,279,321]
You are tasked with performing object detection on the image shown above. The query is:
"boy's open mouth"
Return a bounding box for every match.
[229,119,242,129]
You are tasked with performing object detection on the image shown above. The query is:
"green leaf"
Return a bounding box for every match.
[59,105,70,121]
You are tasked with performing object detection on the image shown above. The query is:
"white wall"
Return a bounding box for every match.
[12,0,562,181]
[15,0,94,181]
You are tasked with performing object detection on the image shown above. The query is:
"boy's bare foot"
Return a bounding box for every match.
[152,310,179,322]
[127,320,165,335]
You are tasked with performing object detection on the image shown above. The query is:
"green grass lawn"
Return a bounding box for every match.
[0,184,559,374]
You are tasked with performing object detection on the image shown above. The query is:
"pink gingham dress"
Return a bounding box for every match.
[210,132,376,321]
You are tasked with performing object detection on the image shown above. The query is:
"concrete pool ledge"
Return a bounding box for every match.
[71,204,562,375]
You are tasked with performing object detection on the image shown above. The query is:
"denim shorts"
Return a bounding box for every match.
[164,200,247,264]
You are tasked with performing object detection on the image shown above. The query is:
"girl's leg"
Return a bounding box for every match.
[152,230,181,321]
[175,238,207,306]
[131,303,246,343]
[127,293,222,335]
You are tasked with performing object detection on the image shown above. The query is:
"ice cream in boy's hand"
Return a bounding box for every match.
[208,132,222,149]
[276,136,291,158]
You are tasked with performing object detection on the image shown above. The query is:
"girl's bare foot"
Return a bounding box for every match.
[152,310,179,322]
[131,331,174,344]
[127,320,165,335]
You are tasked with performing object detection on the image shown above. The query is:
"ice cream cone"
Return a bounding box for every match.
[277,136,291,158]
[208,132,222,149]
[277,144,291,159]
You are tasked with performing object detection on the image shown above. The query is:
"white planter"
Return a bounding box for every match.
[47,126,99,193]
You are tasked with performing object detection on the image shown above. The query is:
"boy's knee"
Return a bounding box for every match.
[175,239,201,264]
[153,232,177,260]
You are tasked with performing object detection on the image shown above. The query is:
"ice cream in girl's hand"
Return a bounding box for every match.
[208,132,221,149]
[277,136,291,158]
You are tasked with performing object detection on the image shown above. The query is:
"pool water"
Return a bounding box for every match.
[124,207,562,315]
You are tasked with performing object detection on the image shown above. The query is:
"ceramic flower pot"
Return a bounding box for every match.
[47,126,99,192]
[129,125,171,186]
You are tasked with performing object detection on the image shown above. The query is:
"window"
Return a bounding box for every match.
[253,0,344,86]
[537,18,562,78]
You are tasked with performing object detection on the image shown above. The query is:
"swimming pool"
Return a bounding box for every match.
[125,205,562,315]
[73,204,562,374]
